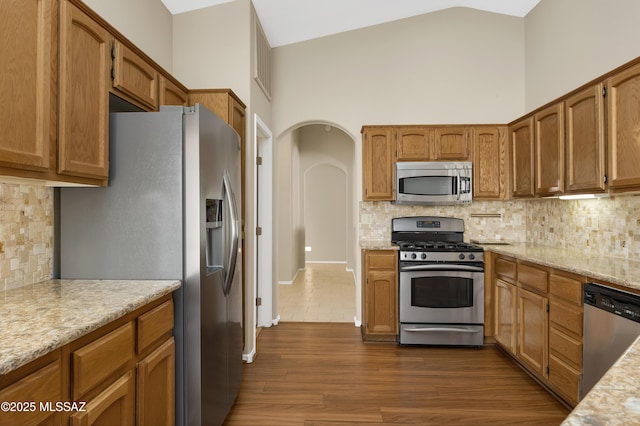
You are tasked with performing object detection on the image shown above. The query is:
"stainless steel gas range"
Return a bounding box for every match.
[392,216,485,347]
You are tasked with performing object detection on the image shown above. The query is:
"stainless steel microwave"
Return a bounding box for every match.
[395,161,472,205]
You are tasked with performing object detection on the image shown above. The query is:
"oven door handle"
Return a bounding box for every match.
[400,264,484,272]
[404,326,481,334]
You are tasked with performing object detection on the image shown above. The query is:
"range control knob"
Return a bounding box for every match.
[421,253,427,260]
[411,253,417,260]
[459,253,466,260]
[469,254,475,260]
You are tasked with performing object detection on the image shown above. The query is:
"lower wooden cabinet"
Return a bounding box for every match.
[517,287,548,379]
[362,249,398,341]
[494,278,517,355]
[0,355,62,426]
[0,295,175,426]
[71,371,135,426]
[492,254,585,407]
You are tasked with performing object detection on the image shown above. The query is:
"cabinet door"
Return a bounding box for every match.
[473,126,508,199]
[606,62,640,191]
[58,0,110,180]
[396,126,432,161]
[363,250,398,338]
[362,127,395,200]
[70,371,135,426]
[565,84,606,193]
[0,361,61,426]
[365,269,398,335]
[159,77,188,106]
[518,288,548,379]
[137,338,175,426]
[433,127,471,160]
[112,40,158,111]
[535,103,565,195]
[510,117,535,197]
[494,278,517,355]
[0,0,55,172]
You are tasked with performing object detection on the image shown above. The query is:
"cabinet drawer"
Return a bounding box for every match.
[550,272,583,305]
[73,322,134,398]
[495,257,516,282]
[518,263,548,293]
[365,251,397,270]
[137,300,174,354]
[0,361,61,426]
[549,326,582,368]
[548,354,581,406]
[550,300,583,337]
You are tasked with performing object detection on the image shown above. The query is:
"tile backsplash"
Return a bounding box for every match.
[360,193,640,261]
[0,183,53,290]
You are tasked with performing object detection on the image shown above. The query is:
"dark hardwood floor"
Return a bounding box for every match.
[225,323,569,425]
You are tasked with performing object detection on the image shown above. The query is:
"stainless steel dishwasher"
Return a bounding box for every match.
[581,282,640,399]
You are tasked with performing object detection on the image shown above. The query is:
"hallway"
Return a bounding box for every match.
[278,263,356,323]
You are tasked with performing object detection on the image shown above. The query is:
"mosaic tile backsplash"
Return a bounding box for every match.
[360,194,640,261]
[0,183,54,290]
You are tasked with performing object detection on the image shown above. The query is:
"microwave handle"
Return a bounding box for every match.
[456,172,461,200]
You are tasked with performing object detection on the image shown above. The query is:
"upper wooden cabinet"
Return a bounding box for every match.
[58,0,111,181]
[473,126,509,199]
[362,126,395,201]
[535,103,564,196]
[606,61,640,191]
[565,84,606,193]
[111,39,159,111]
[0,0,56,174]
[396,126,432,161]
[434,127,471,160]
[510,117,535,197]
[160,76,188,106]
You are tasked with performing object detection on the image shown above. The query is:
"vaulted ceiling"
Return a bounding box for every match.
[160,0,542,47]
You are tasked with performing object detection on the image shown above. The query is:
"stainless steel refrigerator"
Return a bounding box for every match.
[59,104,243,426]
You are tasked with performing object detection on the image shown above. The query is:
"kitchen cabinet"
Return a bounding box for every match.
[0,0,56,174]
[396,126,471,161]
[0,294,175,426]
[362,250,398,341]
[433,127,471,160]
[548,271,584,406]
[473,126,509,199]
[518,287,548,379]
[534,103,564,196]
[111,39,159,111]
[362,127,395,201]
[606,61,640,192]
[58,0,111,182]
[493,255,517,355]
[565,84,606,194]
[396,126,432,161]
[160,76,189,106]
[510,116,535,198]
[0,352,62,426]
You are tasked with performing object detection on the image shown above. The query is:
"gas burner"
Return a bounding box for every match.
[397,241,483,253]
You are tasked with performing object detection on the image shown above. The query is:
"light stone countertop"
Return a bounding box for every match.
[0,279,181,376]
[480,242,640,291]
[360,240,399,250]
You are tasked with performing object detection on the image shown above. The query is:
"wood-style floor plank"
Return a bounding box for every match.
[225,323,569,425]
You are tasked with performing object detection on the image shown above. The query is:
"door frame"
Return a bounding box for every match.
[254,113,274,330]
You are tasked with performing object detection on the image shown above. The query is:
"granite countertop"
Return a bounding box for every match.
[480,242,640,291]
[0,279,181,375]
[360,240,399,250]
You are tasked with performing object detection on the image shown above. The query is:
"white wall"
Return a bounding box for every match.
[272,7,525,141]
[524,0,640,110]
[82,0,173,72]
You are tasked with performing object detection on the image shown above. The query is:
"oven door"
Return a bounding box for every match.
[399,264,484,324]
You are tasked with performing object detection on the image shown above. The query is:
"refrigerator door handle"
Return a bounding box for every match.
[223,173,239,295]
